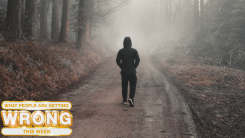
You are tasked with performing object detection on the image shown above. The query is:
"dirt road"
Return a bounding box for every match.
[7,54,198,138]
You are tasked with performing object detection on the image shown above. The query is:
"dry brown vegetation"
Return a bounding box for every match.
[154,56,245,138]
[0,41,107,103]
[164,57,245,90]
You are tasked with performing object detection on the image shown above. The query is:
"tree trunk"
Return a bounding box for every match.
[173,0,181,38]
[200,0,204,40]
[5,0,12,30]
[40,0,48,40]
[194,0,200,43]
[21,0,25,29]
[194,0,199,30]
[36,1,41,27]
[51,0,60,41]
[167,0,172,41]
[83,17,89,45]
[76,0,85,49]
[25,0,37,39]
[59,0,70,43]
[89,17,93,38]
[85,0,94,44]
[5,0,23,41]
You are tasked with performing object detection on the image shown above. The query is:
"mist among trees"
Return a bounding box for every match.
[1,0,245,137]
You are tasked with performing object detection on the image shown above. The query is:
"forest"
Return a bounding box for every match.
[0,0,245,138]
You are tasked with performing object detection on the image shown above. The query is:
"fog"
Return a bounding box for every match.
[0,0,194,54]
[95,0,193,54]
[106,0,165,52]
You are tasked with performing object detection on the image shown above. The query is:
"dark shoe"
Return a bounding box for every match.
[128,99,134,107]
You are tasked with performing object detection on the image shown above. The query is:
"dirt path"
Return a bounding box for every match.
[6,54,198,138]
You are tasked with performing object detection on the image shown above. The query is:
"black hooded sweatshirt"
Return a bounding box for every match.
[116,37,140,74]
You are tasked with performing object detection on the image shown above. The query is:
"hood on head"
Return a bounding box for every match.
[123,37,132,48]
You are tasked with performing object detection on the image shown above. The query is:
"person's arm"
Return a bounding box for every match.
[116,51,122,69]
[134,50,140,68]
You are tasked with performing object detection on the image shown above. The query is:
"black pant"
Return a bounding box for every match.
[121,73,137,102]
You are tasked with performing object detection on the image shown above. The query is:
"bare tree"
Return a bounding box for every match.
[169,0,172,38]
[6,0,12,30]
[25,0,37,39]
[194,0,200,43]
[51,0,60,41]
[21,0,25,29]
[194,0,199,29]
[89,16,94,38]
[165,0,172,41]
[5,0,23,40]
[200,0,204,40]
[59,0,70,43]
[40,0,48,40]
[76,0,85,49]
[83,0,94,45]
[172,0,182,38]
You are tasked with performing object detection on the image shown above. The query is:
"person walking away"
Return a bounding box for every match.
[116,37,140,107]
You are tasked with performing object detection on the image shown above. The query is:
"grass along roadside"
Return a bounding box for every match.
[154,56,245,138]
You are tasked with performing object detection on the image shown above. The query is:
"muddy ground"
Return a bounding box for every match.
[4,54,199,138]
